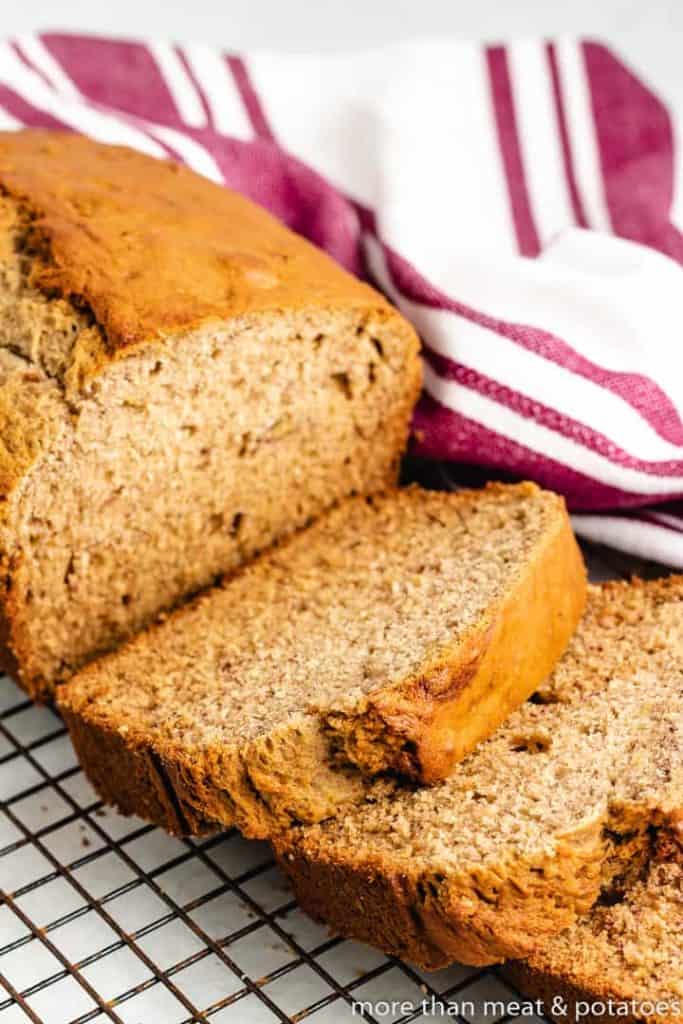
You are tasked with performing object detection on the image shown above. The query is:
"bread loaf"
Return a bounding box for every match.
[0,130,421,699]
[58,483,585,837]
[274,578,683,968]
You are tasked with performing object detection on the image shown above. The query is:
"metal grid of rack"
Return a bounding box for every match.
[0,466,666,1023]
[0,668,523,1024]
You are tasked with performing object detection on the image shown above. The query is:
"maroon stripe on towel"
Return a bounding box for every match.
[486,45,540,257]
[381,238,683,447]
[0,82,68,131]
[41,34,183,128]
[583,40,683,264]
[227,56,274,141]
[411,393,679,511]
[423,346,683,480]
[10,40,54,90]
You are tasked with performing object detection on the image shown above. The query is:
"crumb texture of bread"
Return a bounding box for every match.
[59,482,585,837]
[0,130,422,697]
[504,852,683,1024]
[273,577,683,969]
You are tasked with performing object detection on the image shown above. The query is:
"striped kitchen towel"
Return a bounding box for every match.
[1,34,682,565]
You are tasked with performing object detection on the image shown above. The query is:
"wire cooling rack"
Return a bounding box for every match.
[0,475,667,1024]
[0,669,526,1024]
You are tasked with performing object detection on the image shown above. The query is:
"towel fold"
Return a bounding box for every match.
[1,33,682,564]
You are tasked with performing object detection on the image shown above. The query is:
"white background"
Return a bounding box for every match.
[4,0,683,108]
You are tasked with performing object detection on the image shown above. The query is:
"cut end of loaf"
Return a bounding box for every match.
[59,481,585,839]
[0,173,421,698]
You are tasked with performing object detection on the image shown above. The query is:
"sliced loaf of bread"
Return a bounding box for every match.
[274,578,683,968]
[505,849,683,1023]
[0,130,421,699]
[59,483,585,838]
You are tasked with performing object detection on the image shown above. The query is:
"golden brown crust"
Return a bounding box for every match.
[0,589,19,681]
[59,483,586,840]
[274,813,608,969]
[61,696,371,839]
[0,130,391,354]
[63,700,220,835]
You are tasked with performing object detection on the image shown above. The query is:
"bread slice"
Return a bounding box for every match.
[58,482,585,838]
[0,130,421,699]
[504,848,683,1023]
[274,578,683,968]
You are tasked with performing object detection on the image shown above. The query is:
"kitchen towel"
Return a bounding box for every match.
[1,33,682,565]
